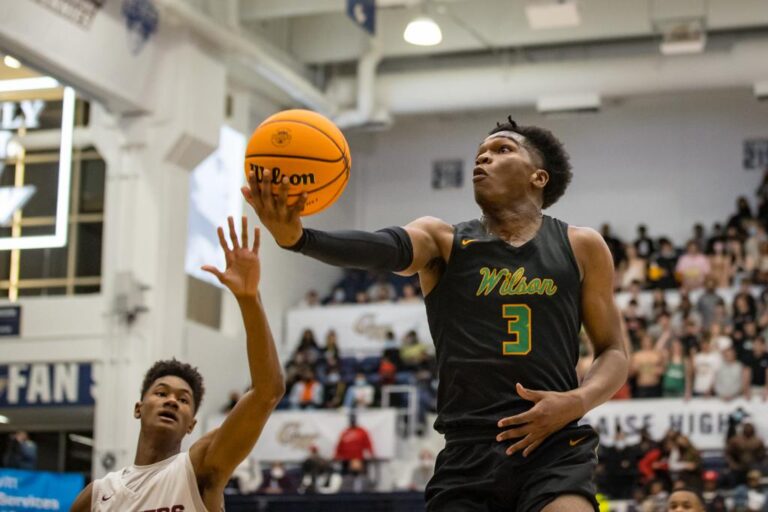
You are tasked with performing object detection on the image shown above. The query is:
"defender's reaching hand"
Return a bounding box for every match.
[242,169,306,248]
[202,216,261,299]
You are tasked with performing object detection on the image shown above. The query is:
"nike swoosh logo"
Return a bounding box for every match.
[101,495,113,502]
[569,435,588,447]
[461,239,479,247]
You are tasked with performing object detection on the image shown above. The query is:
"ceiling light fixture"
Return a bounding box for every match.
[3,55,21,69]
[404,16,443,46]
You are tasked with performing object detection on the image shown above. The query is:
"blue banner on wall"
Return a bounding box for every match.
[0,468,84,511]
[0,363,94,408]
[347,0,376,35]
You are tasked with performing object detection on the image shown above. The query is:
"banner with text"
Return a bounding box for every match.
[285,303,431,357]
[207,409,397,462]
[0,363,94,408]
[0,468,84,511]
[583,397,768,449]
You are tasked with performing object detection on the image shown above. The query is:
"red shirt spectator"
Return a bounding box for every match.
[335,417,375,461]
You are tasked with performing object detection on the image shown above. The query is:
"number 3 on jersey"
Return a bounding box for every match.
[502,304,531,356]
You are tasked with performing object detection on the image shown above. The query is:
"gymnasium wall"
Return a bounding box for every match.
[347,89,768,243]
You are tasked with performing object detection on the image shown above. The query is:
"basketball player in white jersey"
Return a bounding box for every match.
[71,216,284,512]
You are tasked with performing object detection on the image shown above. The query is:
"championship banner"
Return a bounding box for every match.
[207,409,397,462]
[0,468,84,511]
[285,303,431,357]
[583,397,768,449]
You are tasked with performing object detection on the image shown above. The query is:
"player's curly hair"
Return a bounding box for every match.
[140,359,205,414]
[489,116,572,209]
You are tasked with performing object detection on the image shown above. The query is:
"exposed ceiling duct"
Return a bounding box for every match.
[334,42,392,130]
[327,39,768,114]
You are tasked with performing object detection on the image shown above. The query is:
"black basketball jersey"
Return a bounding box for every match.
[425,215,582,434]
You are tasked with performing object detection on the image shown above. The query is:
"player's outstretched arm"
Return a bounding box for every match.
[242,169,450,275]
[190,216,285,494]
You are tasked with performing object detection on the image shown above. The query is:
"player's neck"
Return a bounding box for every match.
[134,432,182,466]
[481,202,543,246]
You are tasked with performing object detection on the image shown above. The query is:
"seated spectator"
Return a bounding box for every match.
[343,373,375,409]
[701,470,727,512]
[744,337,768,400]
[323,366,347,408]
[675,241,711,290]
[335,414,375,465]
[691,223,707,253]
[382,330,401,368]
[367,274,396,302]
[299,445,330,494]
[630,334,664,398]
[734,279,759,319]
[230,455,263,494]
[661,339,690,398]
[634,224,655,260]
[378,356,397,385]
[731,469,767,512]
[709,241,734,288]
[324,286,347,305]
[2,431,37,470]
[624,300,648,345]
[340,458,375,493]
[323,329,341,364]
[706,222,725,254]
[354,291,369,304]
[399,283,421,303]
[648,238,679,290]
[691,338,721,398]
[289,367,323,409]
[260,462,295,495]
[400,330,429,369]
[669,434,701,489]
[293,329,322,367]
[727,195,754,235]
[726,423,766,486]
[714,347,746,401]
[696,278,723,329]
[408,449,435,492]
[297,289,320,308]
[642,479,668,512]
[621,246,647,291]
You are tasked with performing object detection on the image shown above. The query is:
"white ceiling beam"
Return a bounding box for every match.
[240,0,462,21]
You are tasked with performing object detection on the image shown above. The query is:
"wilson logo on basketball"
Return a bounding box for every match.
[249,164,316,186]
[270,129,292,147]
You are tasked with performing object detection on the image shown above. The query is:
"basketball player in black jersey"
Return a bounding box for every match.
[245,119,628,512]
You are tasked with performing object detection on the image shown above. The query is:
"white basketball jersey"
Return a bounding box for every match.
[91,452,210,512]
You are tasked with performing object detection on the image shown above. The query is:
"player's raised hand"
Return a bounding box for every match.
[202,216,261,300]
[496,383,585,458]
[242,169,307,248]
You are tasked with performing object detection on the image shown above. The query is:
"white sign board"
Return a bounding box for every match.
[583,397,768,449]
[285,303,432,357]
[206,408,397,462]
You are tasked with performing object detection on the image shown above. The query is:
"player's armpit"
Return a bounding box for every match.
[397,216,453,277]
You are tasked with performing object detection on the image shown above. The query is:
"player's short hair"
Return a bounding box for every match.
[668,487,705,508]
[489,117,573,208]
[140,359,205,414]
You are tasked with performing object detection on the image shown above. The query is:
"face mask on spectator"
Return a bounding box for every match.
[271,467,285,479]
[327,373,340,383]
[355,377,366,386]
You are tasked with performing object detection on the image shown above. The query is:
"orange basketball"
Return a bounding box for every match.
[245,109,351,216]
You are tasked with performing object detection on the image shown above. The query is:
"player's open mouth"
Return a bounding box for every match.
[158,411,178,423]
[472,167,488,182]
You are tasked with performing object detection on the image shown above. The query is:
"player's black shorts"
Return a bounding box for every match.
[425,424,599,512]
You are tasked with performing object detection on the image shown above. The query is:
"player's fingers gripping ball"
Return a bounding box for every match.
[245,109,351,216]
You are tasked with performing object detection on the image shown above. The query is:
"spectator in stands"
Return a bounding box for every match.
[621,247,648,291]
[754,241,768,285]
[299,445,330,494]
[601,223,627,275]
[690,338,721,398]
[662,339,690,398]
[649,238,679,290]
[343,372,375,409]
[600,427,640,499]
[727,196,754,235]
[399,282,421,303]
[322,329,341,364]
[400,330,429,369]
[651,289,670,319]
[325,286,346,305]
[382,330,401,368]
[701,470,727,512]
[731,469,767,512]
[643,479,669,511]
[230,455,263,495]
[726,423,766,486]
[294,329,322,367]
[734,280,759,319]
[378,355,397,385]
[367,274,396,303]
[709,241,734,288]
[624,300,648,346]
[714,347,746,400]
[2,431,37,470]
[408,449,435,492]
[289,367,323,409]
[691,223,708,253]
[323,365,347,409]
[335,414,375,467]
[354,291,369,304]
[630,333,665,398]
[676,241,711,290]
[745,337,768,400]
[697,278,724,329]
[260,462,295,494]
[669,434,702,489]
[634,224,655,260]
[340,458,375,493]
[297,289,320,308]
